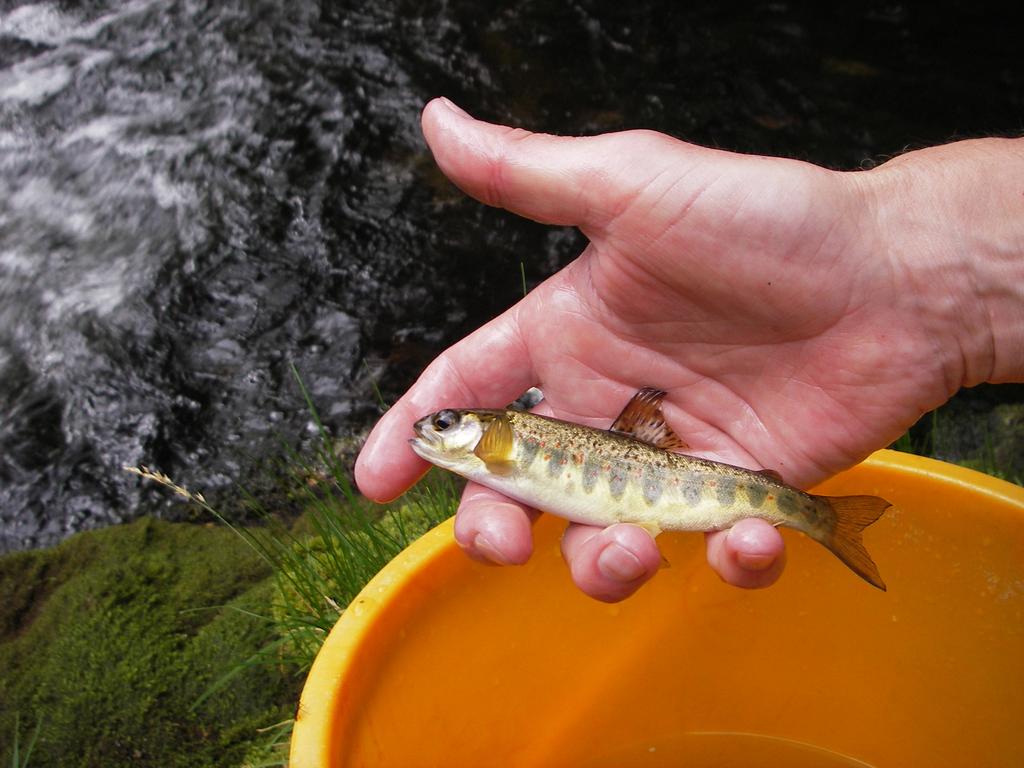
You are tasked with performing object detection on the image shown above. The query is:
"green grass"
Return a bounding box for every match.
[0,518,292,768]
[8,714,40,768]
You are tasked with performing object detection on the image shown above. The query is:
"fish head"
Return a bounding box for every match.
[409,408,497,472]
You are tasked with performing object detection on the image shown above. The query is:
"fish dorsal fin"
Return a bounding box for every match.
[473,414,516,475]
[756,468,785,484]
[609,388,689,451]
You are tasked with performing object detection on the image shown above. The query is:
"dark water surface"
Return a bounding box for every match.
[1,1,1021,551]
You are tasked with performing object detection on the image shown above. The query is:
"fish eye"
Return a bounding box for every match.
[432,410,459,431]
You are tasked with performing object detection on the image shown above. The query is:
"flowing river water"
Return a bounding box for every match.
[0,1,1020,551]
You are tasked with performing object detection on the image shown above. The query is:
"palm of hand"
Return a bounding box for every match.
[514,151,933,487]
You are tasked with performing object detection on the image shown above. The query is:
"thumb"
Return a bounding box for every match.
[421,98,675,230]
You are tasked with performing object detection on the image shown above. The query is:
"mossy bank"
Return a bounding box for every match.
[0,517,296,768]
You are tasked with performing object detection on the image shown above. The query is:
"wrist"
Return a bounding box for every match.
[854,138,1024,391]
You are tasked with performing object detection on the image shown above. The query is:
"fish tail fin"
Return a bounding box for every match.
[816,495,892,591]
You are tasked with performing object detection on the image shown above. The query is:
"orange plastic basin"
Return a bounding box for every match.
[290,450,1024,767]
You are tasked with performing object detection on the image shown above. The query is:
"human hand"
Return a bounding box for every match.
[356,98,1024,601]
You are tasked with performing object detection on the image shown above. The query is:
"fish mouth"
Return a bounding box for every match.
[408,434,436,456]
[411,416,440,443]
[409,434,459,471]
[408,436,433,461]
[409,416,443,461]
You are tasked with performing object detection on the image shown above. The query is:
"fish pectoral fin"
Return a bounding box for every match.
[628,521,669,567]
[755,467,786,484]
[609,387,689,451]
[473,414,516,475]
[633,521,662,539]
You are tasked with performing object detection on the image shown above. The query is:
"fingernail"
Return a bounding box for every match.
[597,542,645,582]
[473,533,510,566]
[727,525,777,572]
[439,97,471,118]
[736,552,776,571]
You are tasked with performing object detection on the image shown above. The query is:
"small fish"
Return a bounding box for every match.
[410,388,891,590]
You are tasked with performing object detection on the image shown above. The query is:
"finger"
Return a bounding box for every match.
[560,523,663,603]
[354,311,535,502]
[704,518,786,589]
[453,482,540,566]
[421,97,677,231]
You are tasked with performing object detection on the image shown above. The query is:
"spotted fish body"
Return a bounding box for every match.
[410,388,891,590]
[483,410,835,535]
